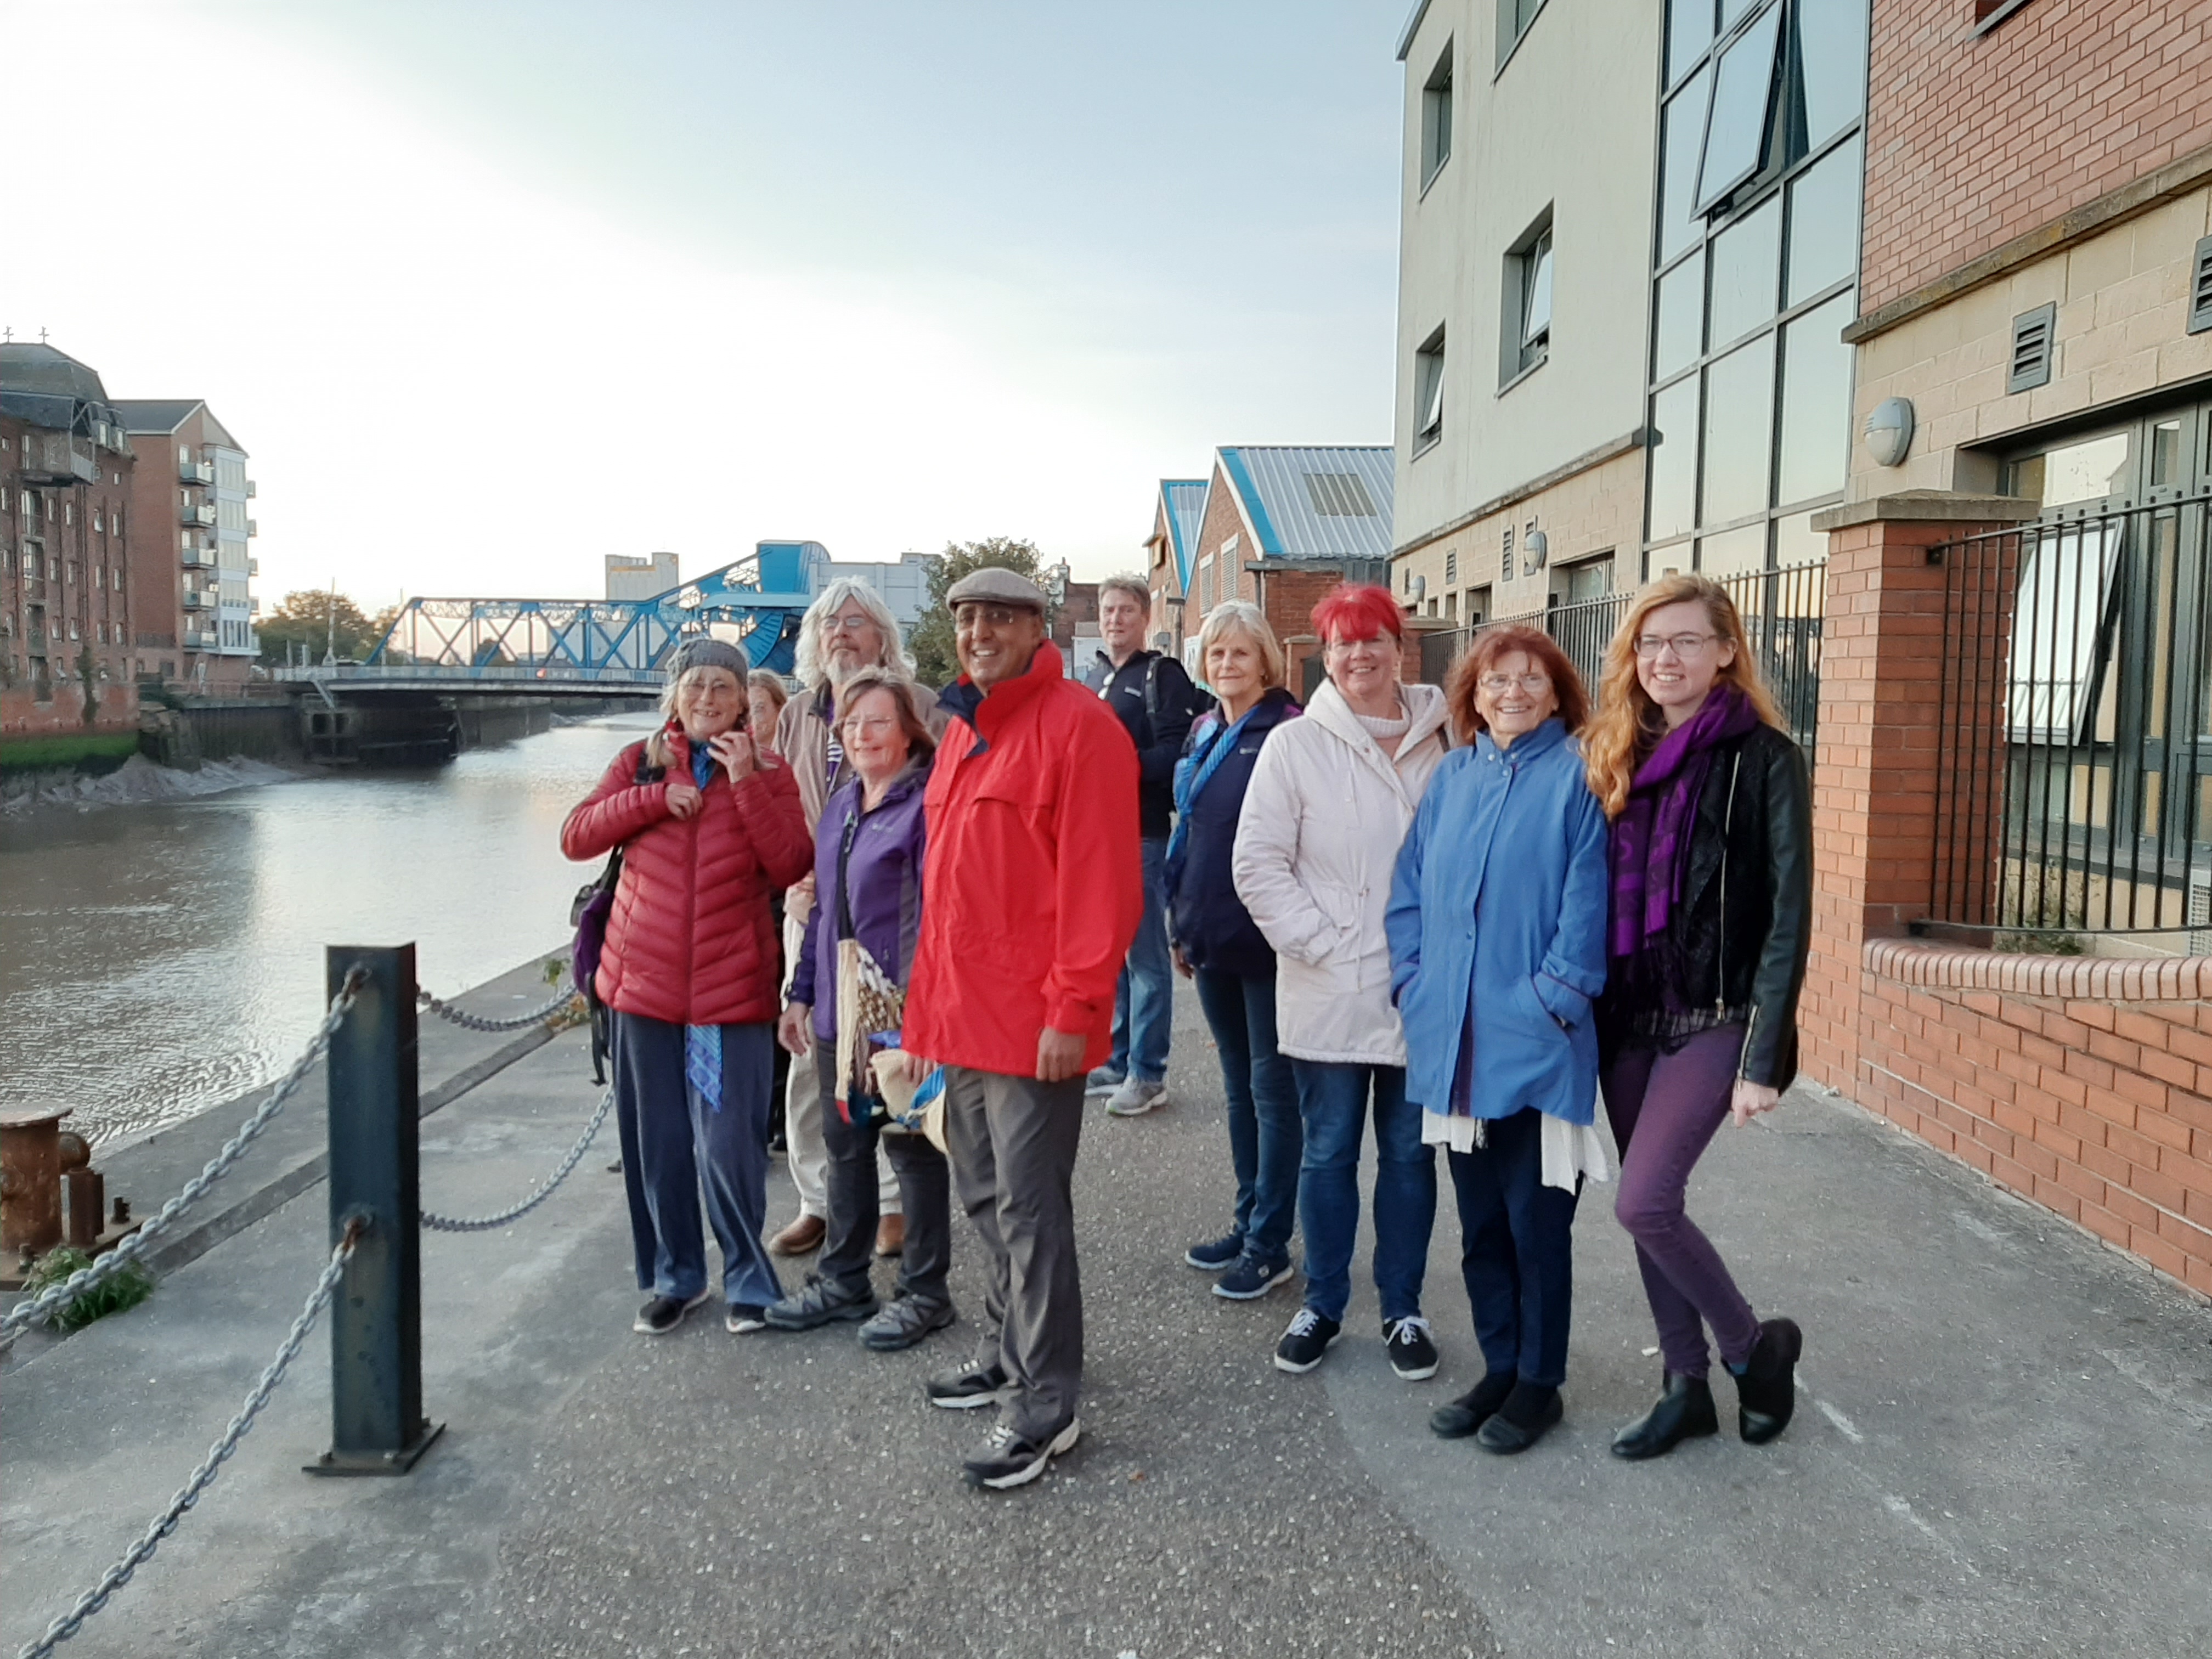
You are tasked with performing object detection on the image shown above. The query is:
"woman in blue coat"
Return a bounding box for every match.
[1385,625,1610,1454]
[1166,602,1304,1301]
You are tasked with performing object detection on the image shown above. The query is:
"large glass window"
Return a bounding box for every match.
[1645,0,1866,574]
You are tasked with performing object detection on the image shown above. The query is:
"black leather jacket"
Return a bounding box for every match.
[1620,723,1813,1090]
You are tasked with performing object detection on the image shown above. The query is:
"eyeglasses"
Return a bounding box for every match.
[822,613,877,635]
[1477,672,1552,695]
[838,715,899,737]
[1633,632,1720,658]
[955,604,1028,629]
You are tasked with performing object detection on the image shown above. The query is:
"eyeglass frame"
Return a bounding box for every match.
[1632,631,1724,659]
[1475,670,1555,695]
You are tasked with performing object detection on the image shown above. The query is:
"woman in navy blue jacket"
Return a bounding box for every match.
[1166,602,1304,1301]
[1386,626,1610,1454]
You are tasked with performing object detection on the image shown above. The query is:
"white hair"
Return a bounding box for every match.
[791,578,915,690]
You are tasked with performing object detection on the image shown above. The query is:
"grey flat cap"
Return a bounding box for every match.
[667,637,751,679]
[945,567,1048,612]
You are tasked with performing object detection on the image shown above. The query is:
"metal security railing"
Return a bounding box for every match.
[1928,492,2212,947]
[1417,558,1827,757]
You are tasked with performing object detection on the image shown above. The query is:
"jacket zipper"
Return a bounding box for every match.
[1716,751,1741,1017]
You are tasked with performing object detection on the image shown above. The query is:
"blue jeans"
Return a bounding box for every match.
[1108,837,1172,1084]
[1193,968,1301,1267]
[1290,1058,1435,1324]
[611,1012,782,1311]
[1449,1107,1580,1388]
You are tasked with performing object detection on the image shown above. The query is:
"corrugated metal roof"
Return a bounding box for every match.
[1160,479,1206,588]
[1217,445,1395,561]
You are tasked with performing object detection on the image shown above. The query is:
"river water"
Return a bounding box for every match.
[0,713,659,1147]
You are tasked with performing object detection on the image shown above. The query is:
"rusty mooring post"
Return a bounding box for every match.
[307,945,442,1476]
[0,1107,69,1277]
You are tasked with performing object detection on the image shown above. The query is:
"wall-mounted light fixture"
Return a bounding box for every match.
[1865,397,1915,468]
[1523,527,1548,575]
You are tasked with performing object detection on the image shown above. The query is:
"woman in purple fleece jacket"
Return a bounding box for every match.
[768,669,955,1352]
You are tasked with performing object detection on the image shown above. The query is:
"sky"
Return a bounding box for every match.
[4,0,1411,611]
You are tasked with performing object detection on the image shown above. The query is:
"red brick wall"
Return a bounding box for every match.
[1863,0,2212,311]
[1,678,138,737]
[1854,944,2212,1300]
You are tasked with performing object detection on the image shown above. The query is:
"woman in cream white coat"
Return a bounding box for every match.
[1232,583,1451,1379]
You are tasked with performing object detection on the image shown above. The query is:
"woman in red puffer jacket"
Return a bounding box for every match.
[562,639,812,1338]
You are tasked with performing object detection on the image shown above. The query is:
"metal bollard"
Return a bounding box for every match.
[306,945,444,1476]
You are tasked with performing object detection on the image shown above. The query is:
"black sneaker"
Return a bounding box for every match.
[925,1359,1008,1409]
[763,1274,878,1331]
[961,1418,1081,1489]
[1212,1255,1294,1300]
[725,1303,769,1334]
[1183,1233,1243,1271]
[1384,1314,1440,1381]
[1274,1308,1341,1373]
[633,1289,710,1335]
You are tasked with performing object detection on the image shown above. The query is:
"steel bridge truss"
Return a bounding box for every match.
[366,545,824,678]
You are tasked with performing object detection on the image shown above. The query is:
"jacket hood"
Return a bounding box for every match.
[1305,678,1449,769]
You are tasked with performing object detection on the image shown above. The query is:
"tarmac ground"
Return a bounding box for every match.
[4,981,2210,1658]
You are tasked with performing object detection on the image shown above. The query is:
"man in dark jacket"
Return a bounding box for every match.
[1080,575,1206,1117]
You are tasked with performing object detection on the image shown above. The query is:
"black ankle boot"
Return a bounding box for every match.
[1429,1370,1515,1440]
[1610,1372,1718,1460]
[1736,1317,1803,1444]
[1475,1381,1562,1454]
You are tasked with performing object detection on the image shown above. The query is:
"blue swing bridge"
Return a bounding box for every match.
[348,540,829,689]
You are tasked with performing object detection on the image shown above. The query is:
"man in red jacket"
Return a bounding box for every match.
[903,566,1141,1489]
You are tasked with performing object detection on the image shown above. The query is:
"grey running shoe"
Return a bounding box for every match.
[962,1418,1081,1489]
[926,1359,1008,1409]
[1084,1066,1125,1097]
[762,1274,878,1331]
[1104,1079,1168,1118]
[859,1294,956,1351]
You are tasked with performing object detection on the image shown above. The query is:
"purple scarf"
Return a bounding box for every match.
[1609,684,1759,961]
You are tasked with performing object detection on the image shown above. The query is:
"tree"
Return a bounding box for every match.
[907,537,1054,686]
[257,589,379,664]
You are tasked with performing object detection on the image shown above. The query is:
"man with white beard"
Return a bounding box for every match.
[769,580,946,1258]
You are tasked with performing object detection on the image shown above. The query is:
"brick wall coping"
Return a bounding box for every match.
[1866,938,2212,1001]
[1843,139,2212,346]
[1809,490,2042,533]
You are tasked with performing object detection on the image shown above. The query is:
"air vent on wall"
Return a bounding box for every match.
[2008,303,2056,393]
[2190,235,2212,336]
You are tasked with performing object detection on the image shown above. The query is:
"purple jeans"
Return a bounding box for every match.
[1601,1024,1759,1379]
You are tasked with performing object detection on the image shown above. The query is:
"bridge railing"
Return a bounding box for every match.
[270,663,667,687]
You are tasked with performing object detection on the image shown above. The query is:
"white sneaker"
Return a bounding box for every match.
[1104,1079,1167,1117]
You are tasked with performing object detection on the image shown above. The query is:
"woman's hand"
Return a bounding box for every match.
[776,1002,811,1057]
[664,778,704,820]
[1730,1079,1781,1127]
[1172,945,1194,980]
[709,730,757,785]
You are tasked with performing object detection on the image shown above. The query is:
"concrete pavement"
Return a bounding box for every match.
[4,988,2208,1658]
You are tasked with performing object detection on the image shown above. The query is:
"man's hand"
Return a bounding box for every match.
[889,1049,934,1087]
[709,730,757,785]
[1036,1027,1086,1084]
[1172,946,1194,980]
[776,1002,811,1057]
[1730,1079,1780,1127]
[664,778,703,820]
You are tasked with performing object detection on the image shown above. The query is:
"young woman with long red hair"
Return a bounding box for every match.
[1583,575,1813,1459]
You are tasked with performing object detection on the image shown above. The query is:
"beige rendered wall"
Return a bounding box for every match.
[1393,444,1646,623]
[1848,187,2212,498]
[1392,0,1659,564]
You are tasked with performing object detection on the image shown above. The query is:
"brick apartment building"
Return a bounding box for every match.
[0,343,141,736]
[1157,445,1396,696]
[116,399,258,689]
[1802,0,2212,1300]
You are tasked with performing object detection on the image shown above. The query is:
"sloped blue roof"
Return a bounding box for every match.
[1215,445,1394,561]
[1160,479,1206,589]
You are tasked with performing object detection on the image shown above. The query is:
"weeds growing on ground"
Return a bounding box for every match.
[22,1246,154,1331]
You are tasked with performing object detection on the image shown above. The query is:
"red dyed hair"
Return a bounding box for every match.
[1444,625,1589,744]
[1310,582,1403,645]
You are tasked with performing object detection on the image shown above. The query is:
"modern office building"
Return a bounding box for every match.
[0,343,139,725]
[606,551,679,601]
[1390,0,1868,619]
[115,399,258,688]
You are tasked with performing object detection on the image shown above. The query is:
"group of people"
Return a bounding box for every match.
[561,560,1813,1491]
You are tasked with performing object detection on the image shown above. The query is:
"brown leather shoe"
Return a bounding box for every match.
[769,1214,825,1256]
[874,1214,907,1258]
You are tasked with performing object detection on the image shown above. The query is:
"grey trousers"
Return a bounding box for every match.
[943,1065,1086,1441]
